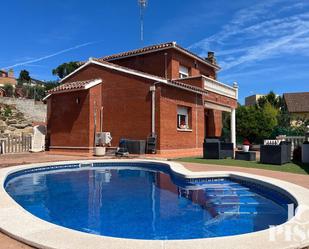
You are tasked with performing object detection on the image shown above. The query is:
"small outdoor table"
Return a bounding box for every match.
[235,151,256,161]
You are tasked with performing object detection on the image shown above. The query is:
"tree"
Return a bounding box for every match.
[236,103,278,143]
[44,80,59,91]
[3,84,14,97]
[257,102,278,139]
[257,91,281,109]
[21,85,46,101]
[52,62,80,79]
[17,70,31,85]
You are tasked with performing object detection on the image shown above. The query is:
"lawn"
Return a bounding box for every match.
[175,157,309,175]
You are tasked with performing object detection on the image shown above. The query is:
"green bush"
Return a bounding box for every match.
[3,84,14,97]
[236,103,278,144]
[4,106,12,117]
[21,85,46,100]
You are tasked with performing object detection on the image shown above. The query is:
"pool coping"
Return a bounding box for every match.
[0,159,308,249]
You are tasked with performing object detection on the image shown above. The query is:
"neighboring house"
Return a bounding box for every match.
[46,42,238,156]
[20,78,45,87]
[0,69,17,87]
[283,92,309,125]
[245,94,265,106]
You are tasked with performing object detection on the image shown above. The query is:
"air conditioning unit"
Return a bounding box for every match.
[95,132,112,146]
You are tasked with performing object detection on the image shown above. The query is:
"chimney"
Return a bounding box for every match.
[8,69,14,78]
[207,51,216,64]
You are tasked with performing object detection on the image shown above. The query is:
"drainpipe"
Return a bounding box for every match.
[164,53,168,79]
[195,93,198,148]
[150,85,156,136]
[231,82,238,149]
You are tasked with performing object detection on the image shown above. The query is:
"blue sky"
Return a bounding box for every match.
[1,0,309,103]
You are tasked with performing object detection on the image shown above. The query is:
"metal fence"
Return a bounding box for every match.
[0,135,32,154]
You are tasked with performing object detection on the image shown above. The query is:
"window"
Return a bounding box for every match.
[179,65,189,78]
[177,106,191,129]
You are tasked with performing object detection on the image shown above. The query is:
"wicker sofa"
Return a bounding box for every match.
[260,141,292,165]
[203,138,234,159]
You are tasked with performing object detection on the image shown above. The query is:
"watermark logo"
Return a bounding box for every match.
[269,204,309,243]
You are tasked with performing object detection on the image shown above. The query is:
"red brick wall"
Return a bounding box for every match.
[108,48,217,81]
[88,84,102,147]
[176,76,203,88]
[158,85,205,151]
[61,64,154,148]
[205,91,238,109]
[109,50,171,79]
[170,50,217,80]
[47,62,232,154]
[47,90,91,150]
[205,109,222,137]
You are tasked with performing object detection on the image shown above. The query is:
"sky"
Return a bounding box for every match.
[1,0,309,103]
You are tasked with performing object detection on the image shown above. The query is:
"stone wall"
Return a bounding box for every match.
[0,103,33,136]
[0,97,47,122]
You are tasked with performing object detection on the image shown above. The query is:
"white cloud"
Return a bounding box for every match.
[189,0,309,71]
[3,41,99,69]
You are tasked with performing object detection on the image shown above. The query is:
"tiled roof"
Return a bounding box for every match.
[99,42,175,61]
[48,79,102,93]
[284,92,309,113]
[90,59,207,95]
[96,42,220,69]
[168,79,207,95]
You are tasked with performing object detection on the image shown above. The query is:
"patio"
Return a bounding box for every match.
[0,152,309,248]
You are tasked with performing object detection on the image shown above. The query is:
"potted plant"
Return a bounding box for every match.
[94,138,106,156]
[242,139,250,152]
[179,120,187,129]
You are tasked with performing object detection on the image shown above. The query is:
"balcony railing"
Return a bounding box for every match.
[203,76,238,99]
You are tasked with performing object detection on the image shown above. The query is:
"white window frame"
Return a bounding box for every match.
[177,106,189,129]
[179,65,189,79]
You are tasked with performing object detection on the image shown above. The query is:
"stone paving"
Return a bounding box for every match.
[0,152,308,248]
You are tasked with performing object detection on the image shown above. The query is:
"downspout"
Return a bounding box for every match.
[150,82,161,137]
[150,85,156,136]
[164,53,168,79]
[195,93,198,148]
[93,100,97,148]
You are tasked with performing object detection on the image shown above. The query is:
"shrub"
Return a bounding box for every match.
[4,106,12,117]
[3,84,14,97]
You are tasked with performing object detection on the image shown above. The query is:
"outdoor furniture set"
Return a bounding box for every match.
[203,137,293,165]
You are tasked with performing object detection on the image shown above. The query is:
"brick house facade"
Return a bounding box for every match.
[46,42,238,156]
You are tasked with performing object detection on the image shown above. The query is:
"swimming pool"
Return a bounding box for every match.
[4,161,296,240]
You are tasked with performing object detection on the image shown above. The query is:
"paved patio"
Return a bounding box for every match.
[0,152,308,248]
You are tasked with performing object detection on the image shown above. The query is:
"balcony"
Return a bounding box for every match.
[203,76,238,99]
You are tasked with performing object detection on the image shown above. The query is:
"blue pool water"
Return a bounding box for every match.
[4,163,295,240]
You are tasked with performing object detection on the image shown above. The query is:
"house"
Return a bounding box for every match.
[283,92,309,125]
[245,94,265,106]
[20,78,45,87]
[46,42,238,156]
[0,69,17,87]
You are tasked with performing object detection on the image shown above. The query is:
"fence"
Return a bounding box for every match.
[284,136,306,156]
[0,135,32,154]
